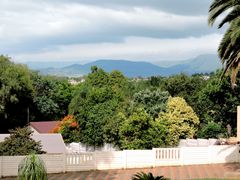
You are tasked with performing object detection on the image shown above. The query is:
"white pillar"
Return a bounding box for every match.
[237,106,240,142]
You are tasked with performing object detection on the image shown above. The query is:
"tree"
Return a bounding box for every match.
[0,127,45,156]
[0,56,34,132]
[133,89,169,119]
[161,74,207,111]
[69,67,128,147]
[119,108,168,149]
[208,0,240,87]
[157,97,199,146]
[30,73,73,121]
[196,70,240,134]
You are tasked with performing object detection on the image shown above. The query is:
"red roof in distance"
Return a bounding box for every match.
[30,121,60,133]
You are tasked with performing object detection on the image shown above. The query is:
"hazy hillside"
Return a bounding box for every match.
[28,54,222,77]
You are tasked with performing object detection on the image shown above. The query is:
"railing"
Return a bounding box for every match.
[0,145,239,178]
[155,148,180,160]
[66,153,95,171]
[66,153,94,165]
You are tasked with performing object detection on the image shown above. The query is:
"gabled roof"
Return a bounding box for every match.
[30,121,59,133]
[0,133,66,154]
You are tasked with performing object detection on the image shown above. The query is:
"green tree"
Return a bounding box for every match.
[133,89,169,119]
[0,56,34,132]
[31,73,73,121]
[69,67,128,147]
[119,108,168,149]
[157,97,199,146]
[0,127,45,156]
[208,0,240,87]
[161,74,207,111]
[196,70,240,134]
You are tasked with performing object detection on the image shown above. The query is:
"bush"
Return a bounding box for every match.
[0,127,45,156]
[52,115,80,143]
[197,121,224,139]
[18,154,47,180]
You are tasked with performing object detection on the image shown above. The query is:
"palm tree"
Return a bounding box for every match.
[132,172,169,180]
[208,0,240,88]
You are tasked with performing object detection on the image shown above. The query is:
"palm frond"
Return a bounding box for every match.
[132,171,169,180]
[218,6,240,28]
[208,0,234,26]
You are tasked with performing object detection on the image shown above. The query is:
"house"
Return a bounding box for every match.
[30,121,59,134]
[0,133,66,154]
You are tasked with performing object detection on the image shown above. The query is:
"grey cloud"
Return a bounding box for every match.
[55,0,211,15]
[0,0,222,62]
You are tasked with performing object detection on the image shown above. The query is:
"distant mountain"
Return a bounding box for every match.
[28,54,222,77]
[168,54,222,74]
[39,60,170,77]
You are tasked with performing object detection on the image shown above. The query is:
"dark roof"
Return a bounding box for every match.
[30,121,59,133]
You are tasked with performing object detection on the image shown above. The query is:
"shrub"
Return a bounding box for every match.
[0,127,45,156]
[197,121,224,139]
[18,154,47,180]
[52,115,80,143]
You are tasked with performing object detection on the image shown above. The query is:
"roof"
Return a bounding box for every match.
[0,133,66,154]
[30,121,59,133]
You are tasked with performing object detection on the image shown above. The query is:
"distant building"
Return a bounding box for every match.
[68,78,85,85]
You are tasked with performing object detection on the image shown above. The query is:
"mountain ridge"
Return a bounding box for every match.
[29,54,222,77]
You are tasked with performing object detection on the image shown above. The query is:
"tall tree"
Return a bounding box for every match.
[208,0,240,87]
[30,73,73,121]
[69,67,128,147]
[0,56,33,132]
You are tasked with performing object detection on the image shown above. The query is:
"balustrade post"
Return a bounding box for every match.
[152,148,156,167]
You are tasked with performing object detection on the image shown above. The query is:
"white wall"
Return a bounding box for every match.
[0,154,65,177]
[0,145,239,178]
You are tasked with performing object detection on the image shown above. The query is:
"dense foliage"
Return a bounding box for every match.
[157,97,199,146]
[1,55,240,149]
[0,127,45,155]
[0,56,33,132]
[119,108,168,149]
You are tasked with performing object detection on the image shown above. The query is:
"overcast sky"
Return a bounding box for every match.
[0,0,223,63]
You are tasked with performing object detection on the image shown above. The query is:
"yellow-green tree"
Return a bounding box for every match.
[157,97,199,146]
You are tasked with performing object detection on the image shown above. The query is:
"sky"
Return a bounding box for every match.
[0,0,224,63]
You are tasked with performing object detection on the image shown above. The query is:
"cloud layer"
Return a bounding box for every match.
[0,0,223,63]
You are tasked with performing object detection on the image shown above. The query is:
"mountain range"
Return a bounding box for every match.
[27,54,222,77]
